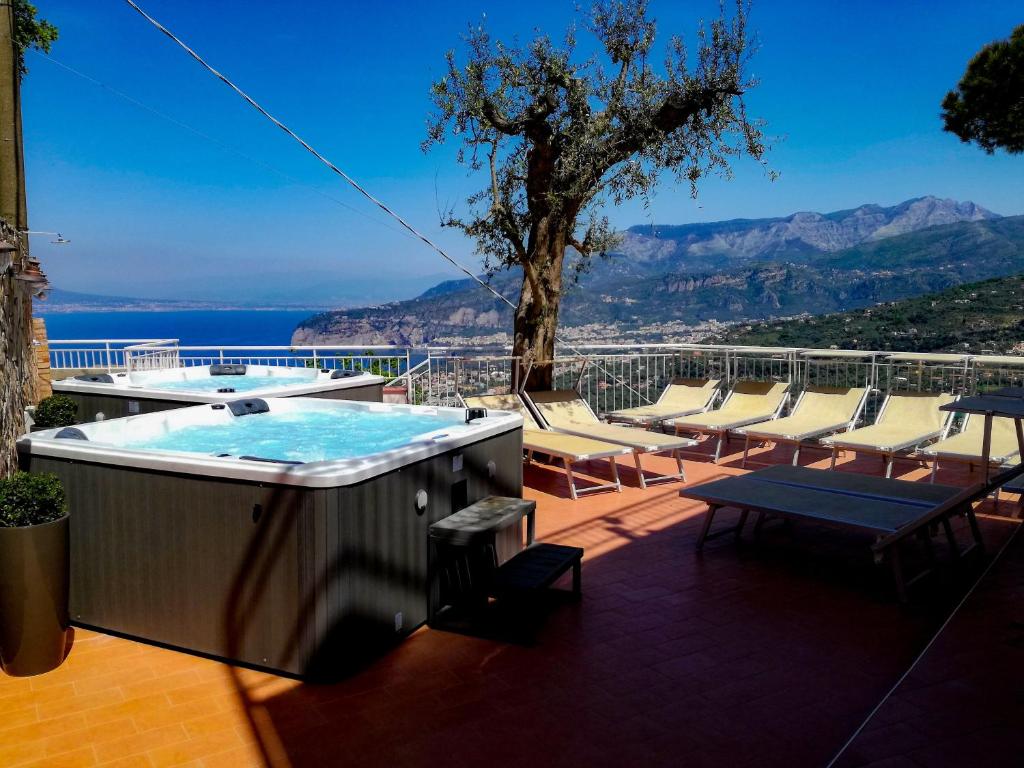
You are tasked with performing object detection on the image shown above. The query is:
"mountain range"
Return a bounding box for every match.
[292,196,1023,346]
[713,273,1024,354]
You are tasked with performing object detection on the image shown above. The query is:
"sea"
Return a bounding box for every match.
[37,310,316,347]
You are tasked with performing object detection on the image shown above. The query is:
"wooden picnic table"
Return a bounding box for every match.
[680,464,985,601]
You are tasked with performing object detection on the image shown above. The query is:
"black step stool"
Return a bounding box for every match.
[429,496,583,623]
[491,542,582,598]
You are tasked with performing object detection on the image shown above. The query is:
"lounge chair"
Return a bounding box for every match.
[736,386,869,467]
[822,391,957,477]
[605,378,721,427]
[666,380,791,463]
[524,389,697,488]
[923,414,1021,481]
[680,464,987,602]
[462,394,631,500]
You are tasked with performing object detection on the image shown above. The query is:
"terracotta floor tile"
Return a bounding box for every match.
[0,740,48,768]
[144,728,253,767]
[119,670,203,702]
[93,724,189,765]
[85,692,171,728]
[99,756,155,768]
[75,666,157,697]
[1,453,1020,767]
[129,697,228,734]
[20,745,97,768]
[39,687,126,721]
[43,718,137,758]
[197,744,263,768]
[2,710,89,744]
[0,703,40,731]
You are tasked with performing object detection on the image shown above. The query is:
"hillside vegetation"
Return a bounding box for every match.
[712,274,1024,353]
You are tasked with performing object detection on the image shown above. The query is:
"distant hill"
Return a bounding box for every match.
[709,274,1024,354]
[293,198,1021,346]
[36,288,337,313]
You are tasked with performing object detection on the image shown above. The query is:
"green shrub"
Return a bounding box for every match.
[32,394,78,429]
[0,472,67,527]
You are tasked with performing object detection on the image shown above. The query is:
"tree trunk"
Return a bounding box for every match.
[512,220,566,392]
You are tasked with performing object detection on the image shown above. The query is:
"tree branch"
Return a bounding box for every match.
[607,84,743,161]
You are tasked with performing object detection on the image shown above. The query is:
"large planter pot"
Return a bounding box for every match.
[0,514,69,676]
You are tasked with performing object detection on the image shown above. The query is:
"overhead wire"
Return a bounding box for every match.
[34,52,415,241]
[121,0,652,400]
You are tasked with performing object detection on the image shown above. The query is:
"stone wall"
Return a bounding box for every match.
[32,316,51,399]
[0,221,34,477]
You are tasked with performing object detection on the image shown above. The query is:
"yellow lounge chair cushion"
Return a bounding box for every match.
[528,390,696,451]
[607,378,720,421]
[670,380,790,431]
[825,392,956,452]
[741,387,867,441]
[923,415,1021,463]
[464,394,631,459]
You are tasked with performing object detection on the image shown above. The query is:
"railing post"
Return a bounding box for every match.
[405,349,411,398]
[453,357,461,404]
[105,342,112,372]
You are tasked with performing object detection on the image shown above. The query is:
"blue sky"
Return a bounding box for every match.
[21,0,1024,302]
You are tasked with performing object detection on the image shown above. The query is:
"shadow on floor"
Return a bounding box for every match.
[232,472,1021,768]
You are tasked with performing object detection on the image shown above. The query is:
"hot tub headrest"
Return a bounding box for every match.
[210,364,247,376]
[227,398,270,416]
[330,369,362,379]
[74,374,114,384]
[55,426,88,440]
[465,407,487,423]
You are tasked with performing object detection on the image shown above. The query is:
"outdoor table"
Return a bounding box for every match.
[989,386,1024,399]
[941,395,1024,486]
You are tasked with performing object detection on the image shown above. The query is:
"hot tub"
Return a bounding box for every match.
[52,364,386,422]
[18,398,523,677]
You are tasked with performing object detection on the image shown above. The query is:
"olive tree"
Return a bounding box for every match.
[425,0,769,387]
[941,24,1024,154]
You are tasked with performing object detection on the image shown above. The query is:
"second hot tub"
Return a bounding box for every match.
[52,363,386,421]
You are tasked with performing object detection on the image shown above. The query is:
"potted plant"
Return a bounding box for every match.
[30,394,78,431]
[0,472,69,676]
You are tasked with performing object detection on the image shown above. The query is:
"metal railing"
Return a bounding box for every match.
[47,339,177,372]
[47,339,1024,416]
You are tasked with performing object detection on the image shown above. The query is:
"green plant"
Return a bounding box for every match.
[32,394,78,429]
[12,1,58,80]
[0,472,66,527]
[354,351,401,377]
[425,0,768,388]
[942,24,1024,154]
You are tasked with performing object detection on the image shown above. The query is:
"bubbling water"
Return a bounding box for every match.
[123,409,459,462]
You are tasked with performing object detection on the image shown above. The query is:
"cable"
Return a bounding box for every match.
[34,52,414,241]
[121,0,652,402]
[824,519,1024,768]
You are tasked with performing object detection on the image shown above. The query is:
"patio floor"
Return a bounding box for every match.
[1,439,1021,768]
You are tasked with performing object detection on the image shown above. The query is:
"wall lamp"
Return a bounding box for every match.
[22,230,71,245]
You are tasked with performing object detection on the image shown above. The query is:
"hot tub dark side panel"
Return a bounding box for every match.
[304,383,383,403]
[56,390,185,423]
[21,426,522,678]
[303,427,523,678]
[25,455,307,673]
